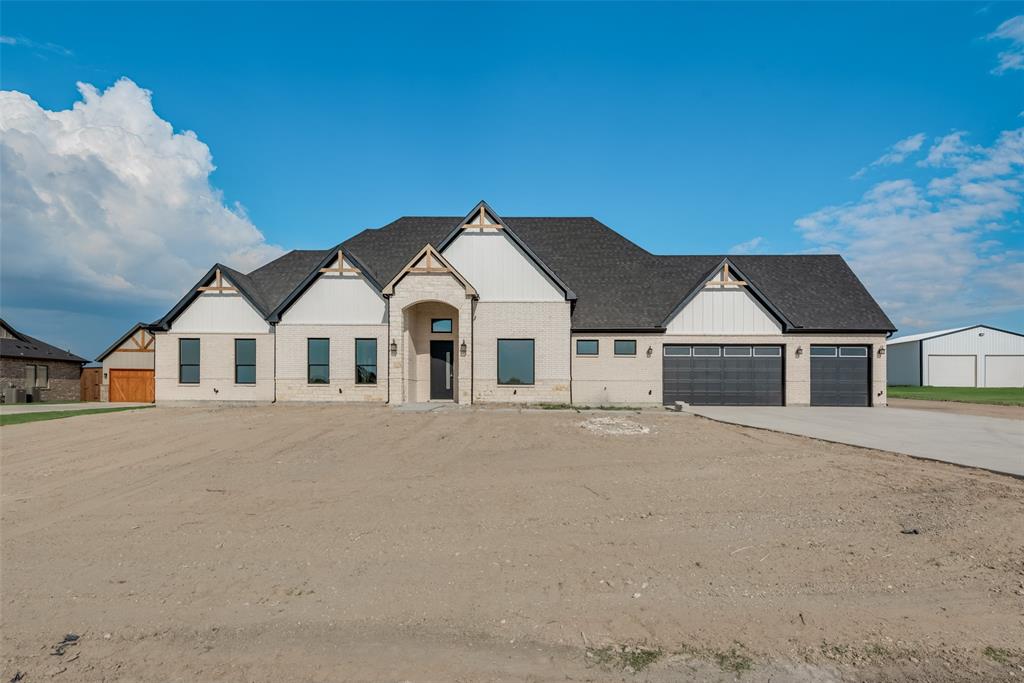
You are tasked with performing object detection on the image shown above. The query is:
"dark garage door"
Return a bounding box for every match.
[663,345,783,406]
[810,345,870,406]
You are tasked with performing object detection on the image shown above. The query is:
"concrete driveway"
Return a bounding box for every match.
[687,406,1024,477]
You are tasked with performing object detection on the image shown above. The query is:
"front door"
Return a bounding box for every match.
[430,340,454,400]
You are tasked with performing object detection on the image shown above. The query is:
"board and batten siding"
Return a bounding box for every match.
[278,257,387,325]
[442,231,564,302]
[920,327,1024,388]
[170,276,271,334]
[665,287,782,335]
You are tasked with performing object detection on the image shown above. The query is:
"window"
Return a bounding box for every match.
[431,318,452,333]
[235,339,256,384]
[614,340,637,356]
[840,346,868,357]
[179,339,200,384]
[724,346,752,357]
[497,339,534,385]
[24,364,48,387]
[307,338,330,384]
[664,346,691,356]
[576,339,599,356]
[810,346,837,357]
[693,346,721,357]
[355,338,377,384]
[753,346,782,357]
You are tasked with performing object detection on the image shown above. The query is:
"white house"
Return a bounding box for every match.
[99,201,898,407]
[887,325,1024,388]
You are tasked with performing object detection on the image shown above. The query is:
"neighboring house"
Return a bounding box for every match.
[139,202,894,407]
[0,319,87,403]
[887,325,1024,388]
[95,323,157,402]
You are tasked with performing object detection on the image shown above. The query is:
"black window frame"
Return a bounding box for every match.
[234,338,256,385]
[354,338,378,385]
[307,338,330,385]
[179,338,200,384]
[497,338,535,386]
[614,339,637,357]
[575,339,599,356]
[431,318,453,334]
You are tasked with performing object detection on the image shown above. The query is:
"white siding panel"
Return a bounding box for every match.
[928,355,977,387]
[984,356,1024,387]
[442,231,563,302]
[171,277,270,334]
[665,288,782,335]
[280,270,387,325]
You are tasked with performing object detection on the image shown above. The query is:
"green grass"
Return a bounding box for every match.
[887,386,1024,406]
[0,406,151,426]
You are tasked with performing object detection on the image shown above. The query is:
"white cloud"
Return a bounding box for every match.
[797,128,1024,330]
[728,236,765,254]
[987,15,1024,74]
[851,132,926,179]
[0,34,72,56]
[0,78,283,314]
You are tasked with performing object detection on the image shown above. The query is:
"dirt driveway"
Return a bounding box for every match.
[2,405,1023,682]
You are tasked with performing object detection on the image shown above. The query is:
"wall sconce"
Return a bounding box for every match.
[877,347,886,357]
[795,345,803,357]
[389,339,398,356]
[460,340,467,356]
[646,346,653,358]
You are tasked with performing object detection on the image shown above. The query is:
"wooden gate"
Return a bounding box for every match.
[110,369,155,403]
[80,367,102,402]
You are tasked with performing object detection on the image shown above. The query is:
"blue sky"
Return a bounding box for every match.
[1,2,1022,358]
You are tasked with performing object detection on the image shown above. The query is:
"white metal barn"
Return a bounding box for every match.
[887,325,1024,388]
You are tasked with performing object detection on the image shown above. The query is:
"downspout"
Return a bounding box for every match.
[272,322,277,403]
[385,296,391,405]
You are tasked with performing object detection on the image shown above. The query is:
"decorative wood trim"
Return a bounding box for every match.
[462,204,502,230]
[196,268,239,293]
[704,262,747,288]
[319,249,362,275]
[381,244,478,297]
[116,329,156,353]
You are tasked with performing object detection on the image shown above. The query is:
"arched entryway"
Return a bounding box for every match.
[402,300,461,402]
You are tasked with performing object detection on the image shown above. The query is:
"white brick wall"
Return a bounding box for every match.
[155,332,275,402]
[571,333,888,406]
[275,324,387,402]
[473,301,571,404]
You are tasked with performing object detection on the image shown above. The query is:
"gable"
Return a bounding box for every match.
[279,254,387,325]
[382,244,477,297]
[666,266,782,334]
[442,230,563,302]
[170,273,270,333]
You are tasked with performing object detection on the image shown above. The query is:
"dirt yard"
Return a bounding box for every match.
[2,405,1023,682]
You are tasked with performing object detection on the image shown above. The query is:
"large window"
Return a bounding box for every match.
[308,338,330,384]
[235,339,256,384]
[355,338,377,384]
[614,340,637,356]
[497,339,534,385]
[576,339,599,356]
[24,364,48,388]
[431,318,453,333]
[179,338,200,384]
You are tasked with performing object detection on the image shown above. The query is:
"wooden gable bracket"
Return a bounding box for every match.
[320,249,362,275]
[409,246,453,274]
[196,267,239,293]
[119,329,155,353]
[462,205,503,231]
[704,262,747,288]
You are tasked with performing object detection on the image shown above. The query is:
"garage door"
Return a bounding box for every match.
[984,355,1024,388]
[109,369,155,403]
[928,355,976,387]
[810,345,870,406]
[663,345,783,406]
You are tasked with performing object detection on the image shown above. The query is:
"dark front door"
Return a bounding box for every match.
[430,340,454,400]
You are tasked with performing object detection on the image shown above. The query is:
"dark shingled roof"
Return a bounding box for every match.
[0,319,87,364]
[185,214,895,333]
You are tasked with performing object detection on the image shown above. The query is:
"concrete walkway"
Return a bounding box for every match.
[0,402,150,415]
[687,406,1024,477]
